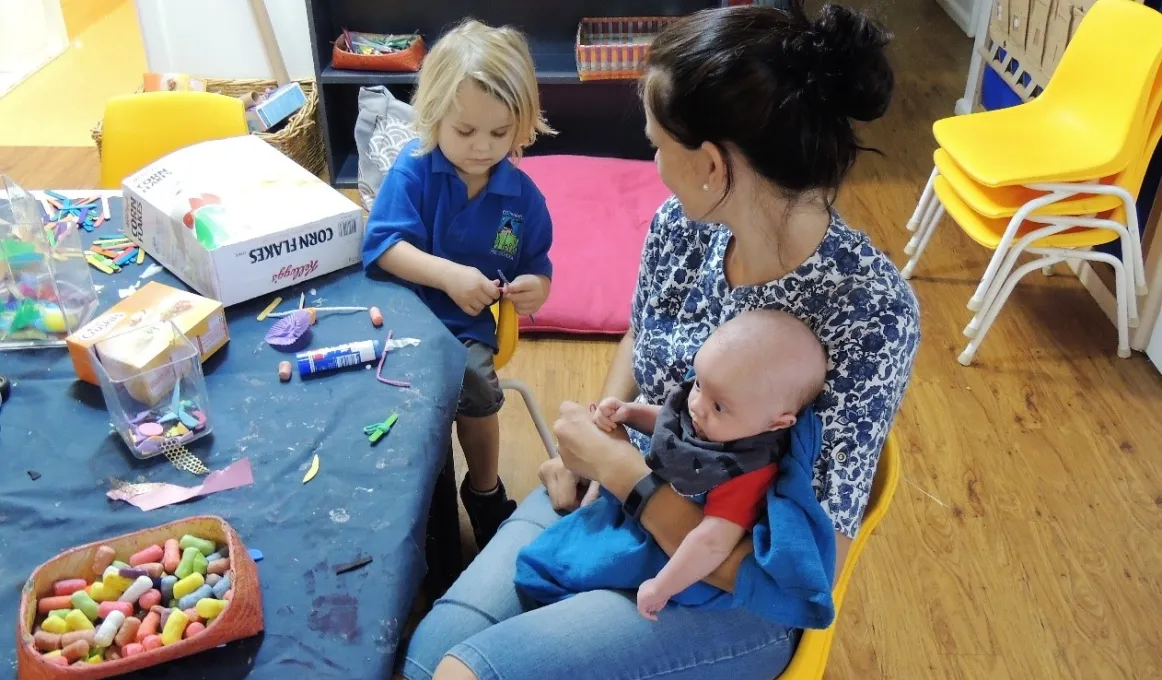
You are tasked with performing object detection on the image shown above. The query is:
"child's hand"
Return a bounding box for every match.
[592,398,628,432]
[637,579,669,621]
[444,265,501,316]
[502,274,549,316]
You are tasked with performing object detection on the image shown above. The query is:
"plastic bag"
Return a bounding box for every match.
[354,86,416,210]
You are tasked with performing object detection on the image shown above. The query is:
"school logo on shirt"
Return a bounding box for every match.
[491,211,522,259]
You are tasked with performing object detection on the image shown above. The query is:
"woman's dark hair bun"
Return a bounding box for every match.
[807,3,894,122]
[644,1,895,194]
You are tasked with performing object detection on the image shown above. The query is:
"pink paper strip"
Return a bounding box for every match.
[107,459,255,511]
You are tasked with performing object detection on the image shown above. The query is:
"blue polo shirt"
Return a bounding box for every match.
[362,139,553,349]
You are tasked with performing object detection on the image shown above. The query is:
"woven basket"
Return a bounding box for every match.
[332,34,426,72]
[575,17,675,81]
[17,515,263,679]
[90,79,325,177]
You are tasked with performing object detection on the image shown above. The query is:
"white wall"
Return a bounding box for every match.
[936,0,988,37]
[134,0,315,81]
[0,0,69,96]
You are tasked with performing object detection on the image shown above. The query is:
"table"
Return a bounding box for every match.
[0,195,467,678]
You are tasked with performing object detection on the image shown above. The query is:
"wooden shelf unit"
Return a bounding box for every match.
[304,0,719,188]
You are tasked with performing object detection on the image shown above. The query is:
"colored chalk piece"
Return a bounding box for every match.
[172,573,204,600]
[248,548,263,562]
[65,609,94,631]
[194,598,226,620]
[88,582,115,602]
[160,609,189,645]
[179,534,215,556]
[41,616,68,635]
[70,590,99,620]
[211,573,231,598]
[161,575,177,602]
[177,584,214,610]
[52,579,89,597]
[34,631,61,652]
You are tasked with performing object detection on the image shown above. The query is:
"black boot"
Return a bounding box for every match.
[460,475,517,549]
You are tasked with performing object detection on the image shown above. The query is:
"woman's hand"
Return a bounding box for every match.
[538,457,592,513]
[554,401,633,484]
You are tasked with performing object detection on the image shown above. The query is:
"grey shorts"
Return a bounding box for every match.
[458,340,505,418]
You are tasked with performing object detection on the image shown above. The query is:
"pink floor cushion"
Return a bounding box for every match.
[519,155,671,335]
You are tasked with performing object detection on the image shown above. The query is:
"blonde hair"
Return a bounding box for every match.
[412,19,555,159]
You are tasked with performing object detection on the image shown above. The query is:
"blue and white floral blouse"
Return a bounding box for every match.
[629,197,920,537]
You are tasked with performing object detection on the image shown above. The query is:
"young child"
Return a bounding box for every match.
[361,19,555,548]
[593,309,827,620]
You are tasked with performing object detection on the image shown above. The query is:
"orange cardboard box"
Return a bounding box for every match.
[67,282,228,387]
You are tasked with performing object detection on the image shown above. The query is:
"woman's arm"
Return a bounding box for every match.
[600,331,639,402]
[598,456,749,592]
[600,456,852,591]
[556,402,853,592]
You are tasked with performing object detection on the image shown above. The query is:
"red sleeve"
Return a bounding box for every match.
[703,465,778,529]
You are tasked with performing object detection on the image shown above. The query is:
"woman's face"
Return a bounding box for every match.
[644,99,718,221]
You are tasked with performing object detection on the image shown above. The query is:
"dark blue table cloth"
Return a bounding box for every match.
[0,197,467,678]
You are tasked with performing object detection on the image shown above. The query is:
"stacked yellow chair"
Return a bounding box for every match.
[491,299,555,456]
[99,91,249,189]
[900,0,1162,365]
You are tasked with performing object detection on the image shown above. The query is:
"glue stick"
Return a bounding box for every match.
[295,340,381,378]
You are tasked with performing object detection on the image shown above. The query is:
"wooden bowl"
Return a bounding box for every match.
[17,515,263,679]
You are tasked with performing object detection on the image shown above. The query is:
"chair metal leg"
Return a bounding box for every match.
[904,198,942,255]
[907,167,938,233]
[959,255,1065,366]
[500,378,556,458]
[902,203,945,280]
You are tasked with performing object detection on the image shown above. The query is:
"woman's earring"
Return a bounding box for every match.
[701,184,709,191]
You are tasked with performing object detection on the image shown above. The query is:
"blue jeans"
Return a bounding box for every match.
[400,488,800,680]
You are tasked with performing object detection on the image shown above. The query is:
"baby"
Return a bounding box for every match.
[361,20,555,548]
[594,309,827,620]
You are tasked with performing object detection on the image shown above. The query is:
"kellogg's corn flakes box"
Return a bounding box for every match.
[122,135,364,306]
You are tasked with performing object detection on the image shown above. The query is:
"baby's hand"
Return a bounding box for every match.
[637,579,668,621]
[592,398,627,432]
[581,480,602,507]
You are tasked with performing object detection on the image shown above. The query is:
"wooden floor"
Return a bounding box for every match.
[4,0,1162,677]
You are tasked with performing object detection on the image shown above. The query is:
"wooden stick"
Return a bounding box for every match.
[248,0,290,86]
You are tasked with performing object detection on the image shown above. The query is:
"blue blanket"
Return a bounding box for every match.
[514,409,837,630]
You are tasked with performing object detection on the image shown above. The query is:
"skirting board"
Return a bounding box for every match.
[934,0,977,37]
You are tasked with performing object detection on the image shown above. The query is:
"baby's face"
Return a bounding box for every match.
[687,351,786,443]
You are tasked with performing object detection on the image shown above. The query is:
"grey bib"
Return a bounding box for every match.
[646,382,789,496]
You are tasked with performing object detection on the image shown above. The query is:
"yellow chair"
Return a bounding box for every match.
[908,69,1162,231]
[777,431,901,680]
[902,0,1162,363]
[98,91,249,189]
[492,298,555,456]
[931,0,1162,187]
[932,177,1136,363]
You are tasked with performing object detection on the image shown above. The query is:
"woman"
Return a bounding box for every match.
[398,2,920,679]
